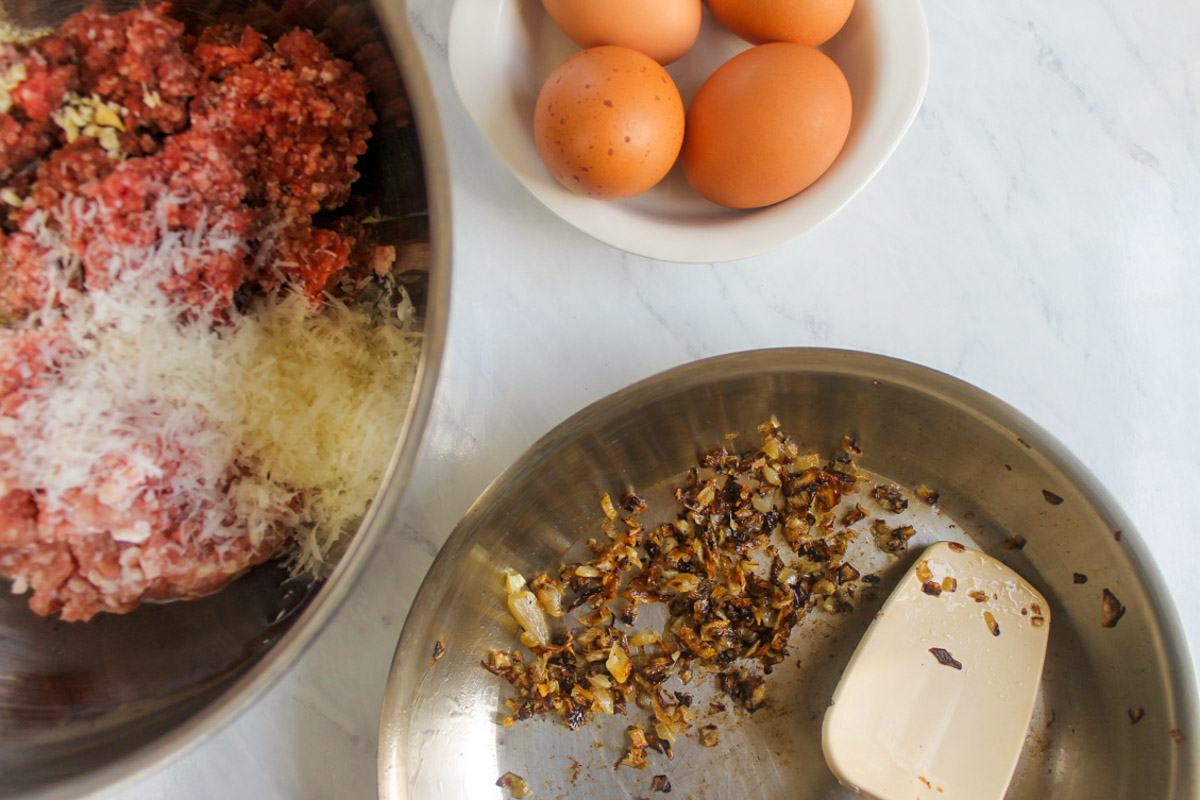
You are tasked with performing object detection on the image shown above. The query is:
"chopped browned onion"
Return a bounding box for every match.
[496,772,533,798]
[482,420,938,769]
[916,483,940,505]
[871,484,909,513]
[607,643,633,683]
[929,647,963,670]
[530,572,565,617]
[594,686,615,715]
[1101,588,1126,628]
[506,588,549,647]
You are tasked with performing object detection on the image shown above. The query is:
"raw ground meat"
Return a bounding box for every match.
[55,6,198,134]
[189,26,374,220]
[0,42,70,179]
[0,5,379,620]
[0,451,290,621]
[0,230,61,320]
[60,130,257,312]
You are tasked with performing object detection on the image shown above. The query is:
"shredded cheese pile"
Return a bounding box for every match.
[234,290,420,573]
[7,191,421,576]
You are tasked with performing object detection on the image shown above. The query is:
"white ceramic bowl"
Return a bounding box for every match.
[448,0,930,262]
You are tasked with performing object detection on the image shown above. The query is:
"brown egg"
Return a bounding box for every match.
[681,43,852,209]
[534,46,685,201]
[708,0,855,47]
[541,0,702,65]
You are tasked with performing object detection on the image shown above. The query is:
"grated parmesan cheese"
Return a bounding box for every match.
[6,188,421,581]
[232,290,421,574]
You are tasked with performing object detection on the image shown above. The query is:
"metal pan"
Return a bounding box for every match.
[379,348,1197,798]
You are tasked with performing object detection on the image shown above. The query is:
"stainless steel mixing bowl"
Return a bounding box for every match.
[379,348,1198,798]
[0,1,450,796]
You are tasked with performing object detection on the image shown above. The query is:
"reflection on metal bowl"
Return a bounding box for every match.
[379,349,1197,799]
[0,0,449,796]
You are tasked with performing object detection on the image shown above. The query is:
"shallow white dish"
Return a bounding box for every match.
[448,0,930,263]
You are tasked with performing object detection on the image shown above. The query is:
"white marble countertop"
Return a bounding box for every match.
[105,0,1199,797]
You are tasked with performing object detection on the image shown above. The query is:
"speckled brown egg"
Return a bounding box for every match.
[682,43,852,209]
[534,46,685,201]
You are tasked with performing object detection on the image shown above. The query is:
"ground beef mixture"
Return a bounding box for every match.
[0,4,386,620]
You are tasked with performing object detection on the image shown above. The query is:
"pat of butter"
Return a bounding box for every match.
[822,541,1050,800]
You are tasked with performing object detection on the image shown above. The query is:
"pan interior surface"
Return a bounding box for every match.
[379,349,1197,799]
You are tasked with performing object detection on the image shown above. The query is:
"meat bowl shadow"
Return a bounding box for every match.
[0,0,449,795]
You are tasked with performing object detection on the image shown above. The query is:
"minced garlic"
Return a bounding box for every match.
[51,92,128,157]
[0,21,53,45]
[0,60,27,115]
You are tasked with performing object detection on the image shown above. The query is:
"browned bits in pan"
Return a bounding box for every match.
[929,647,963,670]
[984,611,1000,637]
[841,503,868,526]
[1128,707,1144,725]
[428,637,446,670]
[871,484,909,513]
[873,521,916,554]
[619,724,651,769]
[1101,588,1126,628]
[623,493,649,514]
[496,772,533,798]
[483,421,935,765]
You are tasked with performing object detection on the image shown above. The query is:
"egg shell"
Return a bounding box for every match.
[534,46,685,201]
[541,0,702,64]
[707,0,855,46]
[681,43,852,209]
